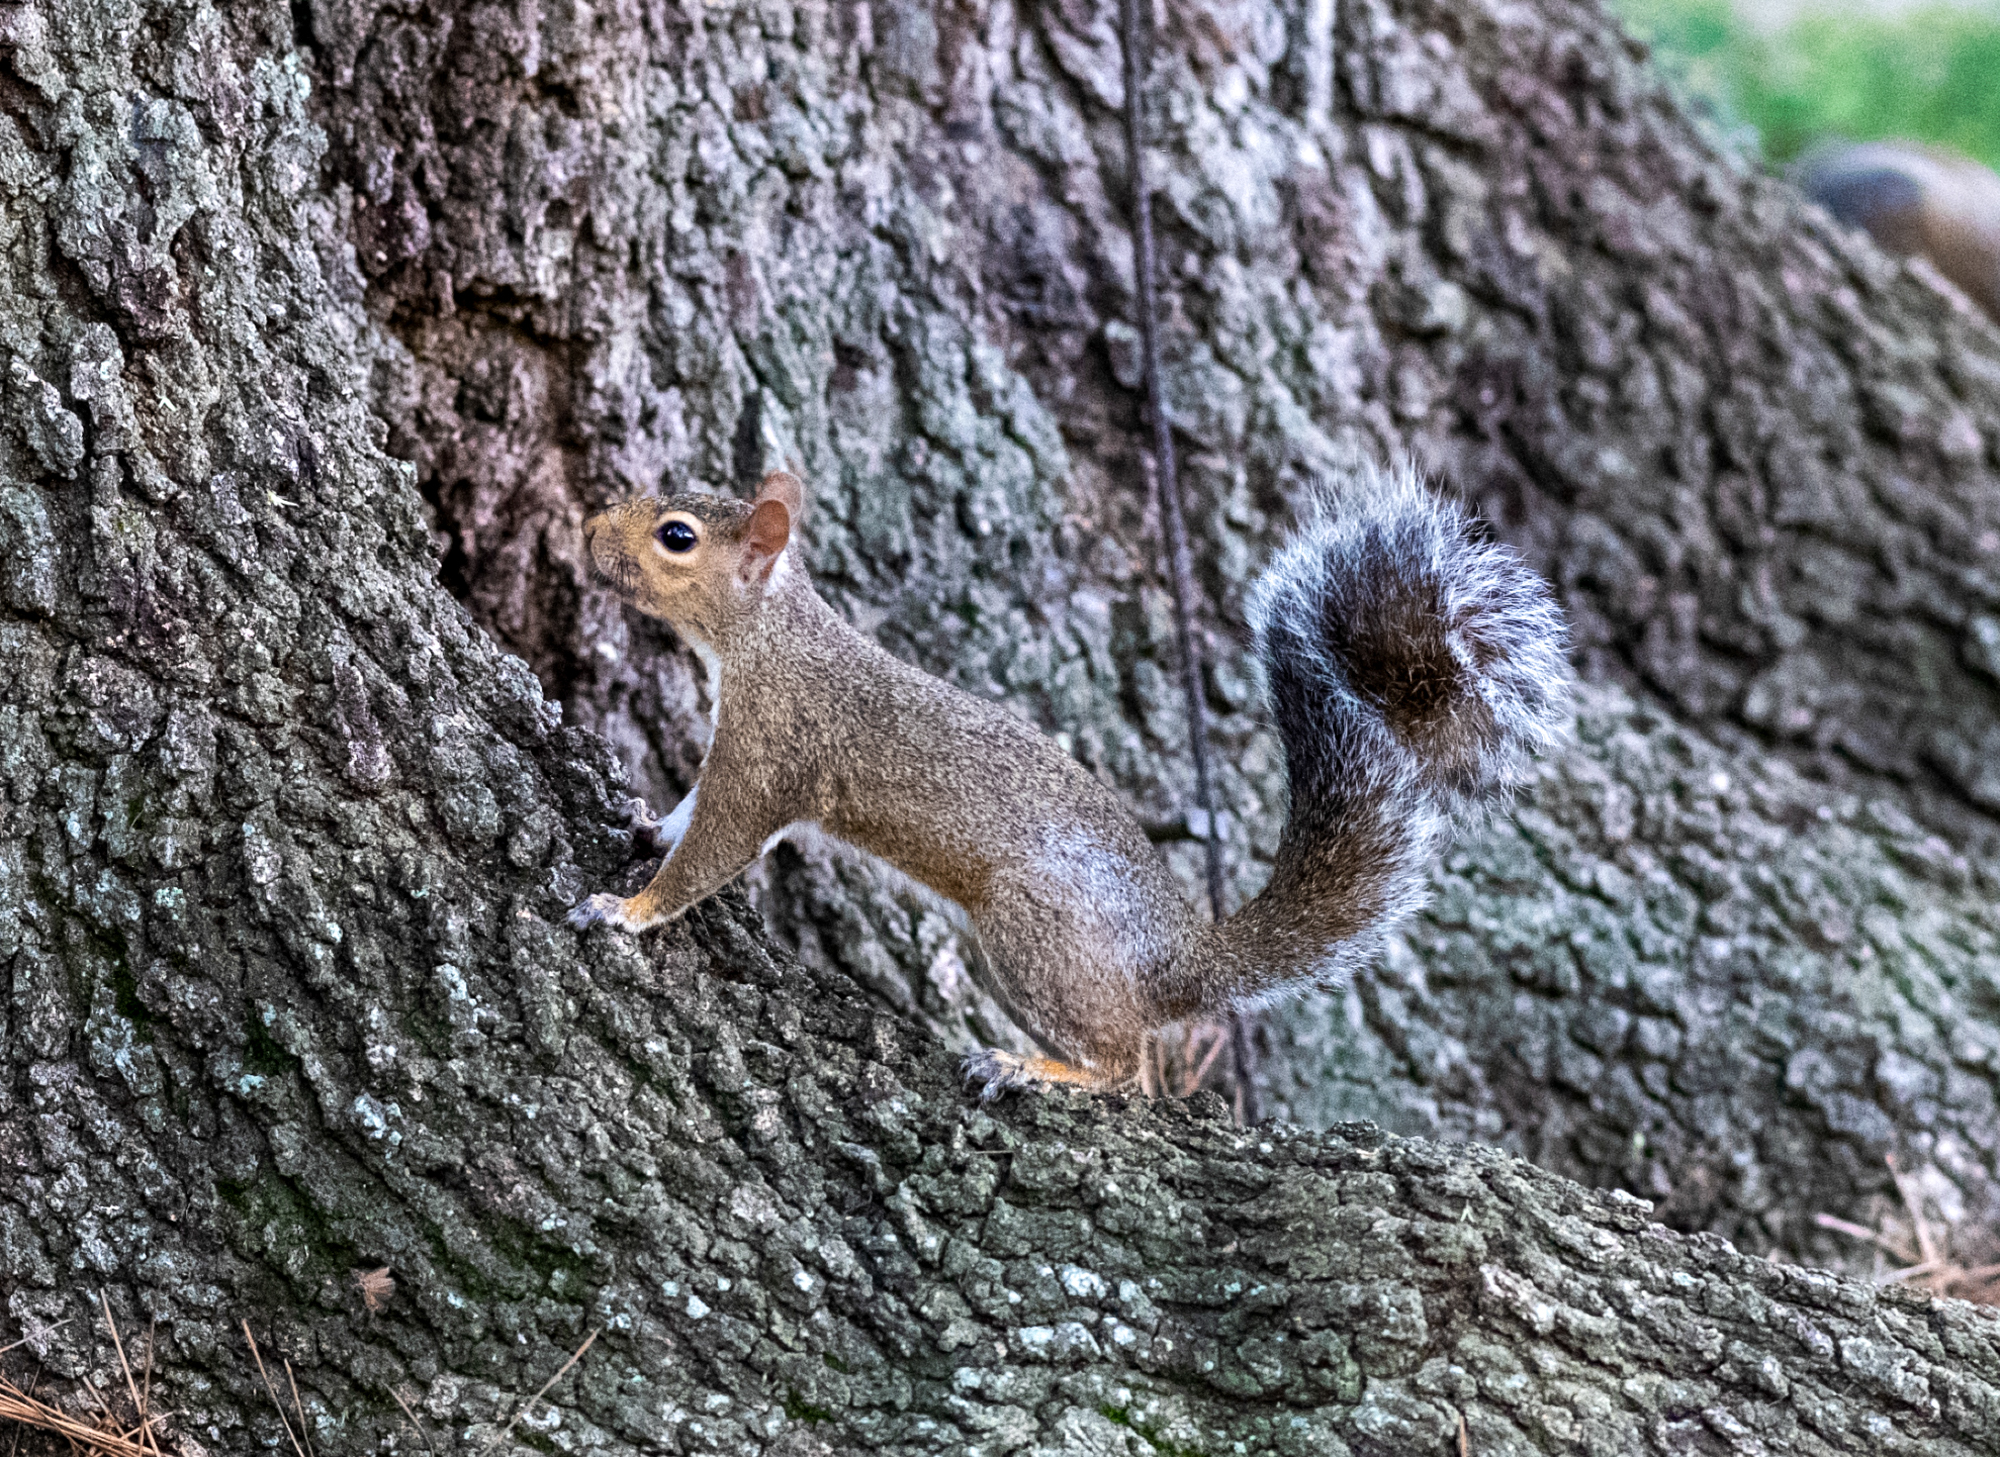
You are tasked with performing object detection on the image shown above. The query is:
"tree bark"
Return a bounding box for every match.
[6,0,2000,1454]
[1264,679,2000,1270]
[310,0,2000,1268]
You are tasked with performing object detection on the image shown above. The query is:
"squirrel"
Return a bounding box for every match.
[569,462,1570,1098]
[1801,140,2000,322]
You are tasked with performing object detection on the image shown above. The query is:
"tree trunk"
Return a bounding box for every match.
[6,0,2000,1453]
[315,0,2000,1267]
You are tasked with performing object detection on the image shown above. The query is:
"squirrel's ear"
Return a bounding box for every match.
[741,497,792,582]
[754,469,806,522]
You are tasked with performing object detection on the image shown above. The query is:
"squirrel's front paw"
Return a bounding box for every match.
[961,1049,1106,1103]
[622,797,668,857]
[568,892,647,932]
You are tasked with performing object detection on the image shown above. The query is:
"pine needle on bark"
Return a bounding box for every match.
[1814,1155,2000,1303]
[0,1304,168,1457]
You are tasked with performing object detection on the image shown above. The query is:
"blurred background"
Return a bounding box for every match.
[1613,0,2000,170]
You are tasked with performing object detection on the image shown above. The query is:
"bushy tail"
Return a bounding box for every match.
[1188,460,1570,1008]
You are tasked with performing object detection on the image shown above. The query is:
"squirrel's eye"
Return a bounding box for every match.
[657,520,698,554]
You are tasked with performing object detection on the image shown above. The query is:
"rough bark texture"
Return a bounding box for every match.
[1266,681,2000,1268]
[310,0,2000,1265]
[7,0,2000,1454]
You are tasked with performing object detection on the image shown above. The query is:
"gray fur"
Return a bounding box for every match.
[1191,459,1570,1006]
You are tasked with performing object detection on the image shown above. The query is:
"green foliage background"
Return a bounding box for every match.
[1613,0,2000,170]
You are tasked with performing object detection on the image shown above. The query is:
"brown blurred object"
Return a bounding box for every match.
[1803,140,2000,321]
[352,1267,394,1313]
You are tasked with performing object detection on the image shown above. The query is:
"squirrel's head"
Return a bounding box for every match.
[583,470,806,645]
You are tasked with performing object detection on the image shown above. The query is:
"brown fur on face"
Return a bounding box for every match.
[581,483,795,647]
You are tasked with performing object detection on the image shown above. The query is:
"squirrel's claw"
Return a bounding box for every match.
[568,892,637,932]
[961,1050,1016,1104]
[623,797,668,857]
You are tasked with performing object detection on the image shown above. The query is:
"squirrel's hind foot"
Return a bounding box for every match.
[567,892,660,933]
[962,1049,1115,1103]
